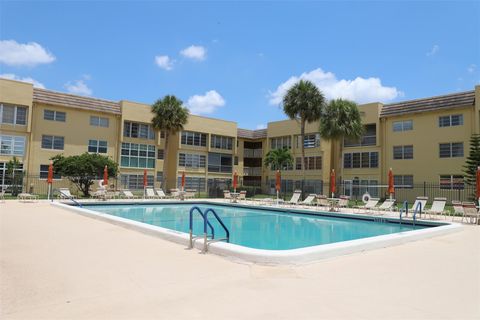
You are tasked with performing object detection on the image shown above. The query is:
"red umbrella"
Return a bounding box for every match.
[330,169,336,197]
[103,165,108,188]
[233,172,238,192]
[181,171,186,191]
[275,170,281,192]
[143,169,148,188]
[388,168,394,197]
[476,166,480,200]
[47,161,54,184]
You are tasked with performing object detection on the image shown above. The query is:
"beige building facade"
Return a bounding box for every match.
[1,78,479,197]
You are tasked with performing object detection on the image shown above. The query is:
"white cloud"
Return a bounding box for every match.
[468,64,477,73]
[269,68,402,105]
[186,90,225,115]
[180,45,206,61]
[64,79,92,96]
[155,55,174,70]
[0,73,45,88]
[426,44,439,57]
[256,124,267,130]
[0,40,55,67]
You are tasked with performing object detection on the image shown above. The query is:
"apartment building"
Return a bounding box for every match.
[1,78,479,195]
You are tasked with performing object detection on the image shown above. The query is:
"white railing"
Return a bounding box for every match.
[243,149,263,158]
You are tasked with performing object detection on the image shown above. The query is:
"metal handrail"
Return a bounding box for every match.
[399,201,408,225]
[203,208,230,253]
[413,202,423,227]
[189,206,215,249]
[54,188,82,207]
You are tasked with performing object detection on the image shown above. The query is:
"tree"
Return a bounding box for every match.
[264,148,294,171]
[6,156,23,196]
[463,134,480,186]
[51,153,118,197]
[318,99,365,173]
[283,80,326,189]
[151,95,189,190]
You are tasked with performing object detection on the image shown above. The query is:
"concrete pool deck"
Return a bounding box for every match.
[1,201,479,319]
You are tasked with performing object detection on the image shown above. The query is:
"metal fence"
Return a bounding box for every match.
[1,174,477,204]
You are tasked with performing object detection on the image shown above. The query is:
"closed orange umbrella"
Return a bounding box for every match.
[476,166,480,200]
[103,165,108,188]
[233,171,238,193]
[47,161,54,184]
[181,171,186,191]
[388,168,394,198]
[275,170,281,192]
[143,169,148,188]
[330,169,336,197]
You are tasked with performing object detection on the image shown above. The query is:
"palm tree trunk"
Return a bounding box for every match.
[301,119,306,198]
[163,132,170,190]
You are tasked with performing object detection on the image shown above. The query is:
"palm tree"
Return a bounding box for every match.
[6,156,22,196]
[264,148,294,171]
[318,98,364,173]
[151,95,189,190]
[283,80,326,189]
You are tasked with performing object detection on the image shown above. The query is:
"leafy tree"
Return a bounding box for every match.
[318,99,365,172]
[264,148,294,171]
[51,153,118,197]
[6,156,23,196]
[463,134,480,186]
[151,95,189,189]
[283,80,326,186]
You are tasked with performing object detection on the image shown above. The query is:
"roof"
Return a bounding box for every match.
[380,90,475,117]
[33,88,121,115]
[237,128,267,139]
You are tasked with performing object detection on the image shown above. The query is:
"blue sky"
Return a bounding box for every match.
[1,1,479,129]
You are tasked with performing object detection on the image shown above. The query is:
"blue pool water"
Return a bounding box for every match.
[83,203,429,250]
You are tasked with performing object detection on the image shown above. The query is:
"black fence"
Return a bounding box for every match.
[1,174,477,204]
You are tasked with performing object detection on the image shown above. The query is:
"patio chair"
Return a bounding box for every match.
[462,202,480,224]
[155,189,168,199]
[424,197,447,219]
[338,195,350,208]
[92,189,106,200]
[170,189,181,199]
[377,199,396,214]
[315,195,329,207]
[121,189,138,199]
[301,194,316,206]
[58,188,77,199]
[356,198,380,213]
[0,189,5,202]
[223,190,232,201]
[17,193,38,202]
[410,196,428,217]
[452,200,464,221]
[238,190,247,202]
[287,190,302,206]
[145,188,158,199]
[185,189,196,199]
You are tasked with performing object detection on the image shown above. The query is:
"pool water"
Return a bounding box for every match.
[83,203,428,250]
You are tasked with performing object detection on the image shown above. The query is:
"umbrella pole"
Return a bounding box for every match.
[47,184,51,200]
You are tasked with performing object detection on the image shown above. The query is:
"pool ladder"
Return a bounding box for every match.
[399,200,421,227]
[188,206,230,253]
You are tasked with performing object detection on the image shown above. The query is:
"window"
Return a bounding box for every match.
[439,114,463,127]
[0,104,27,125]
[160,131,165,139]
[439,143,464,158]
[120,143,155,168]
[178,153,206,169]
[90,116,109,127]
[234,156,238,165]
[181,131,207,147]
[393,120,413,132]
[295,156,322,170]
[393,175,413,189]
[123,121,155,139]
[157,149,164,160]
[343,152,379,168]
[270,136,291,149]
[208,153,232,173]
[176,176,206,192]
[44,109,66,122]
[210,135,233,150]
[88,140,107,153]
[120,174,154,189]
[41,135,64,150]
[39,164,61,180]
[296,133,320,148]
[440,175,464,190]
[0,135,26,155]
[393,145,413,159]
[156,171,163,183]
[344,124,376,147]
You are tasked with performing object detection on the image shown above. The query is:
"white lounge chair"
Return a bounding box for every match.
[315,195,329,207]
[18,193,38,202]
[462,202,480,224]
[410,196,428,217]
[223,190,232,201]
[452,200,464,221]
[301,194,316,206]
[185,189,196,199]
[424,197,447,219]
[58,188,77,199]
[121,190,138,199]
[377,199,396,214]
[155,189,168,199]
[287,190,302,206]
[356,197,380,213]
[238,190,247,201]
[338,196,350,208]
[0,189,5,202]
[92,189,106,200]
[145,188,158,199]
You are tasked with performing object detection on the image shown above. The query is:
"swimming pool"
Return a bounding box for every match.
[82,203,428,250]
[54,201,461,264]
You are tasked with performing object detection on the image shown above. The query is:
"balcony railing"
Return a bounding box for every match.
[243,148,263,158]
[244,167,262,176]
[344,135,376,147]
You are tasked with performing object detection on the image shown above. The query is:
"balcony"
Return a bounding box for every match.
[244,167,262,176]
[244,148,263,158]
[344,135,377,147]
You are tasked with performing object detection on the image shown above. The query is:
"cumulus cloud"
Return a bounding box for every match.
[64,79,92,96]
[468,64,477,73]
[180,45,206,61]
[186,90,225,115]
[256,124,267,130]
[155,55,174,70]
[426,44,439,57]
[0,73,45,88]
[269,68,402,105]
[0,40,55,66]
